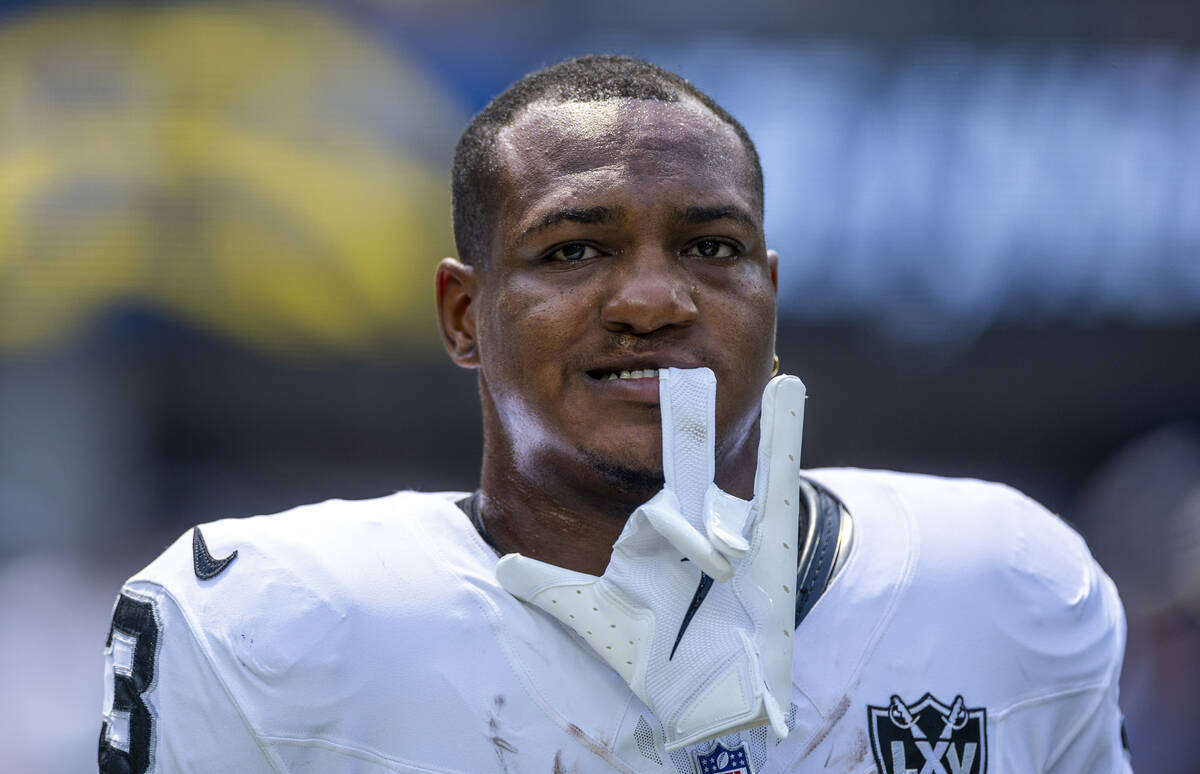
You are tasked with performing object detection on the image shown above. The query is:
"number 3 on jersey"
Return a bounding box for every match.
[100,593,160,774]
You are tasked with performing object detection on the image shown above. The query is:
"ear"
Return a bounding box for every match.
[435,258,480,368]
[766,249,779,293]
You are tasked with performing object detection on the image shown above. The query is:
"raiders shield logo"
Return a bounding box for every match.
[692,740,753,774]
[867,694,986,774]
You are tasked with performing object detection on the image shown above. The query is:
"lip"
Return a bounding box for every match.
[584,355,704,377]
[583,370,661,402]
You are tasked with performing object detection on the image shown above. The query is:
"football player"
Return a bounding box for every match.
[100,55,1133,773]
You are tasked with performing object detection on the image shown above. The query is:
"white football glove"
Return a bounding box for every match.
[496,367,805,750]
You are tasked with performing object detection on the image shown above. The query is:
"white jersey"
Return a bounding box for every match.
[100,469,1132,773]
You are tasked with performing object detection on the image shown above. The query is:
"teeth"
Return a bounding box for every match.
[605,368,657,381]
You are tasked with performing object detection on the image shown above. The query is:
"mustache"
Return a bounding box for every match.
[564,335,712,371]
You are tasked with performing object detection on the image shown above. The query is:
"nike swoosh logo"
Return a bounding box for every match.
[669,572,714,660]
[192,527,237,580]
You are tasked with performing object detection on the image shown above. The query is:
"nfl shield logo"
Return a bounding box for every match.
[692,740,753,774]
[867,693,986,774]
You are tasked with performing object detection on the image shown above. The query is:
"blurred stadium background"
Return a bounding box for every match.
[1,0,1198,770]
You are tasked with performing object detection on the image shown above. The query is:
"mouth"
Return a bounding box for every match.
[583,364,665,403]
[585,354,703,383]
[587,368,660,382]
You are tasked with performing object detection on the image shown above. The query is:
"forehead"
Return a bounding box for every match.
[491,98,758,237]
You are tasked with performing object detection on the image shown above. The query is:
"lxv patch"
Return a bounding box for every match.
[867,693,986,774]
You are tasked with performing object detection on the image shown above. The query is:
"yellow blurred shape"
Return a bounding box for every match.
[0,1,463,356]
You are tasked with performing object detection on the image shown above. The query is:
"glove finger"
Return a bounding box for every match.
[745,374,805,726]
[705,485,752,560]
[638,489,733,581]
[659,366,716,525]
[753,374,806,525]
[495,553,599,603]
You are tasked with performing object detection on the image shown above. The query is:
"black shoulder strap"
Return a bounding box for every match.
[457,489,505,554]
[794,480,846,628]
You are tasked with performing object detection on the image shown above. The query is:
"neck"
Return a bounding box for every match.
[478,446,642,576]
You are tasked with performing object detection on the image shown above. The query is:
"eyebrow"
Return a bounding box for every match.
[521,205,622,238]
[676,205,757,230]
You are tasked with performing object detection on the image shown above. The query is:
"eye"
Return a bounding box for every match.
[685,239,739,260]
[547,243,602,262]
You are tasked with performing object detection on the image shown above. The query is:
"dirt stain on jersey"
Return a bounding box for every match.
[552,750,582,774]
[563,724,638,774]
[489,695,518,771]
[798,694,852,760]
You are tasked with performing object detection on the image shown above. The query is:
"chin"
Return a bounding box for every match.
[579,448,664,500]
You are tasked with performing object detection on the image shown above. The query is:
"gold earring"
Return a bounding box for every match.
[771,354,780,376]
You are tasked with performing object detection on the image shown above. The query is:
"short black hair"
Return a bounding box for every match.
[450,54,764,266]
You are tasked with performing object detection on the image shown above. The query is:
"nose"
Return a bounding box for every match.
[600,249,699,335]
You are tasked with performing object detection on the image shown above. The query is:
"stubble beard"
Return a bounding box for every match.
[579,447,665,503]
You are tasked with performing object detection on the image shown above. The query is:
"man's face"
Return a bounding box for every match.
[461,98,777,497]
